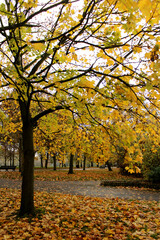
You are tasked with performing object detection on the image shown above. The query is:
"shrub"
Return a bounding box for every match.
[148,167,160,184]
[141,141,160,180]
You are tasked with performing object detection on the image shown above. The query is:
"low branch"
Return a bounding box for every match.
[32,105,64,124]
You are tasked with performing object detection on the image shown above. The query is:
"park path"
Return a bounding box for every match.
[0,178,160,201]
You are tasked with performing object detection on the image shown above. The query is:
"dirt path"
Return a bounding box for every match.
[0,178,160,201]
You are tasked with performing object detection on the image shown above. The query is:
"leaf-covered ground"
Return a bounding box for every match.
[0,168,141,181]
[0,188,159,240]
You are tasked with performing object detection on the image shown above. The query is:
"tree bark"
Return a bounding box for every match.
[76,160,80,168]
[12,145,15,166]
[80,161,82,168]
[9,146,12,166]
[53,154,56,171]
[106,161,112,171]
[19,121,35,216]
[68,153,74,174]
[83,154,86,171]
[40,154,43,168]
[19,135,24,174]
[45,152,49,169]
[4,143,7,166]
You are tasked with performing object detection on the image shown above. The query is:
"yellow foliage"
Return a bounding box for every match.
[70,47,75,53]
[135,166,141,174]
[30,43,45,51]
[138,0,160,22]
[89,45,95,51]
[79,79,95,88]
[133,46,142,53]
[128,168,135,174]
[122,45,130,51]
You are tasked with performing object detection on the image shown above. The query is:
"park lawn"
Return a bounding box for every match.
[0,168,142,181]
[0,188,159,240]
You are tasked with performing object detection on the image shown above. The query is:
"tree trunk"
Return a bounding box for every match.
[45,152,49,169]
[80,161,82,168]
[9,147,12,166]
[106,161,112,171]
[4,144,7,166]
[19,136,24,174]
[76,160,80,168]
[40,154,43,168]
[83,154,86,171]
[68,153,74,174]
[53,154,56,171]
[12,146,15,166]
[19,122,35,216]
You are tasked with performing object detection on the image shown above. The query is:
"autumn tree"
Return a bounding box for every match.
[34,110,74,169]
[0,0,160,215]
[0,100,21,167]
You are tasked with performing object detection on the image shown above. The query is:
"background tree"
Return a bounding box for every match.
[0,100,21,167]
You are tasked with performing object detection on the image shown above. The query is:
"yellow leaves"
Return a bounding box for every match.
[23,0,38,9]
[128,146,135,154]
[1,188,160,239]
[70,47,75,53]
[104,55,115,65]
[138,0,152,11]
[125,167,135,174]
[0,3,6,16]
[104,229,114,237]
[72,52,78,61]
[125,166,130,171]
[89,45,95,51]
[138,0,160,23]
[97,50,103,58]
[116,56,124,63]
[135,166,141,174]
[78,79,94,88]
[116,0,137,12]
[124,155,133,163]
[125,89,137,103]
[133,46,142,53]
[71,9,75,14]
[145,52,151,59]
[135,151,143,163]
[30,43,45,52]
[77,14,82,20]
[122,45,130,51]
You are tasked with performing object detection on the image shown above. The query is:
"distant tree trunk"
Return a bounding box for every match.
[12,146,15,166]
[53,154,56,171]
[19,120,35,215]
[91,161,93,167]
[80,160,82,168]
[68,153,74,174]
[45,152,49,169]
[76,160,80,168]
[106,161,112,171]
[40,154,43,168]
[9,147,12,166]
[83,154,86,171]
[4,144,7,166]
